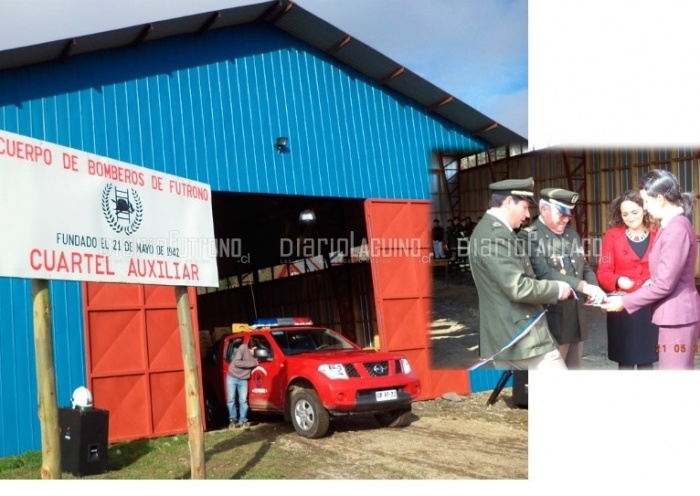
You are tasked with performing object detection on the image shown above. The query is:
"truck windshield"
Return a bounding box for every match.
[271,329,358,356]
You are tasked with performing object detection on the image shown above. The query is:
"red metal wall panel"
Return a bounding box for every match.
[364,199,469,399]
[87,310,146,374]
[428,369,469,397]
[145,309,186,371]
[380,298,430,351]
[150,371,187,435]
[83,282,202,443]
[92,375,150,441]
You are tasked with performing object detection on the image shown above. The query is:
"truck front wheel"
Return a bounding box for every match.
[290,388,330,439]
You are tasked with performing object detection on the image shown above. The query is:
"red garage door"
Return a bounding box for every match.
[364,199,468,399]
[83,282,203,442]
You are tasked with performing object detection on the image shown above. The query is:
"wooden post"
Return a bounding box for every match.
[174,285,206,479]
[32,279,62,479]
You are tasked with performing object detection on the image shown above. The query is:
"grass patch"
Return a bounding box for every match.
[0,423,321,480]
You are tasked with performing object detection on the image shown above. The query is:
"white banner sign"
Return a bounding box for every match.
[0,129,219,287]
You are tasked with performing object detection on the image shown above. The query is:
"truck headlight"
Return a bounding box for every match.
[400,358,413,374]
[318,364,349,380]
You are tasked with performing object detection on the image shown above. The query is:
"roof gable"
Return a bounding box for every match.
[0,1,524,148]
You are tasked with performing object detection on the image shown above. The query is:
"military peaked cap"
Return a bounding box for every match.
[540,188,578,215]
[489,177,536,204]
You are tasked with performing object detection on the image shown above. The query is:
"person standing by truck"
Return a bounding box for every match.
[227,339,259,429]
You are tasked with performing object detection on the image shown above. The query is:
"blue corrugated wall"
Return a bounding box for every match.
[469,369,514,393]
[0,279,86,457]
[0,23,487,457]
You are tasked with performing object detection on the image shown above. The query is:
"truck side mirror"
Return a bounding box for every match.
[254,347,270,360]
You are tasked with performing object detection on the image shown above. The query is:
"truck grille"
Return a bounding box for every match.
[344,364,360,377]
[363,361,390,377]
[343,361,401,378]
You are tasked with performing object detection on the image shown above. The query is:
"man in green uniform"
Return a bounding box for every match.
[469,178,574,370]
[518,188,606,369]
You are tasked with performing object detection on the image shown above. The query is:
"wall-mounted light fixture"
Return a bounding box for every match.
[299,209,316,224]
[276,137,288,154]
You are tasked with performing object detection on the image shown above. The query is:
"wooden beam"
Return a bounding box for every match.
[175,286,206,479]
[473,122,499,135]
[326,35,351,55]
[379,66,405,85]
[33,279,61,479]
[59,39,76,62]
[197,12,221,35]
[132,24,153,48]
[428,96,453,112]
[262,0,294,23]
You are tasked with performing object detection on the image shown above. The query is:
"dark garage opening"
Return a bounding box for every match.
[196,191,380,350]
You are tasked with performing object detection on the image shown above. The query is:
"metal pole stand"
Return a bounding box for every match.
[486,370,513,406]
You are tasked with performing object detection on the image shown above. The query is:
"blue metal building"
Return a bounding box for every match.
[0,1,524,457]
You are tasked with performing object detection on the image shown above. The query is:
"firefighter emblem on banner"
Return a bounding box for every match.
[102,183,144,235]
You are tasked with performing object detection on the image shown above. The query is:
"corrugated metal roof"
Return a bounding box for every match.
[0,0,525,149]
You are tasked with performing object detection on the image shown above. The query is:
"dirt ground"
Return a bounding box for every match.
[208,388,527,480]
[208,267,644,480]
[201,270,531,480]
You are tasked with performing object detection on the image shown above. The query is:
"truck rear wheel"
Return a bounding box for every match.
[290,388,330,439]
[204,391,228,430]
[375,407,412,428]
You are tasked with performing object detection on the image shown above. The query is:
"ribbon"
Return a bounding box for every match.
[468,309,548,371]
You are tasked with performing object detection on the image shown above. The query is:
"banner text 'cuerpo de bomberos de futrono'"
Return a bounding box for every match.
[0,129,219,287]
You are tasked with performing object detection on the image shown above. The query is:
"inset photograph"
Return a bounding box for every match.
[430,147,700,372]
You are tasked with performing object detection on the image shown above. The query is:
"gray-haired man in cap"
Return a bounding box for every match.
[469,178,574,370]
[518,188,606,369]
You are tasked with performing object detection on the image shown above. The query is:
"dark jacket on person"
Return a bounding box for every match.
[518,219,598,344]
[432,224,445,242]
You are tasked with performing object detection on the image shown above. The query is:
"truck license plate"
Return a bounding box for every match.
[375,389,397,401]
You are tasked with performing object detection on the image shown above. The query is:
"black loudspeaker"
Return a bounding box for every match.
[58,407,109,476]
[512,371,528,408]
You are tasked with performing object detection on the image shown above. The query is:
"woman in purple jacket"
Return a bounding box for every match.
[602,169,700,369]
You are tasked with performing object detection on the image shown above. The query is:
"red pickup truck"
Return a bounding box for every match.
[201,317,421,438]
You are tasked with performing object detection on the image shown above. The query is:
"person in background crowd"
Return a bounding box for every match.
[453,217,469,270]
[469,177,574,370]
[518,188,606,369]
[463,216,475,237]
[597,190,659,370]
[432,218,447,259]
[601,169,700,369]
[446,218,458,261]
